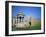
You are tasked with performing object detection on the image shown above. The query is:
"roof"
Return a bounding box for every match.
[17,11,25,16]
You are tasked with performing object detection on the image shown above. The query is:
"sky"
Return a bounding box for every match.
[12,6,41,19]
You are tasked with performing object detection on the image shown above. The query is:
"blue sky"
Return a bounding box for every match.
[12,6,41,19]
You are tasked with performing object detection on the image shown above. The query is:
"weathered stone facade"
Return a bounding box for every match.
[12,12,31,28]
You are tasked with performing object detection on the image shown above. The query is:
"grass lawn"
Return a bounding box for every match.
[12,22,41,31]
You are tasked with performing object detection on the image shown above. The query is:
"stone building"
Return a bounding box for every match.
[12,12,31,28]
